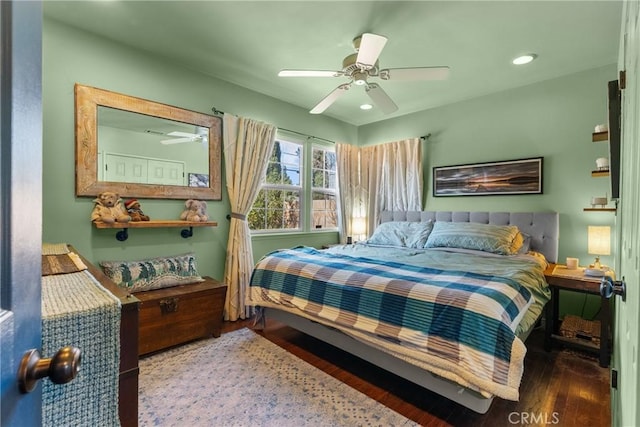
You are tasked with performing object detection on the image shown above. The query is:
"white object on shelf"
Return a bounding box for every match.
[584,268,606,277]
[595,157,609,170]
[591,196,608,207]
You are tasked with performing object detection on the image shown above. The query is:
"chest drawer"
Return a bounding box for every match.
[134,277,227,356]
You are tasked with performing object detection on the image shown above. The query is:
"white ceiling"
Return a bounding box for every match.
[43,1,623,126]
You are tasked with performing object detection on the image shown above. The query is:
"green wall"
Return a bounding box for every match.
[360,65,618,317]
[42,19,349,280]
[43,18,616,318]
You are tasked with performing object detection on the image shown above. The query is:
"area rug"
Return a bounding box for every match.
[138,328,417,426]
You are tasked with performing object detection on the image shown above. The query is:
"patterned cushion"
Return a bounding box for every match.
[425,222,522,255]
[100,253,204,292]
[366,220,434,248]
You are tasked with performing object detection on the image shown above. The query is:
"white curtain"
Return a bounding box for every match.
[362,138,423,233]
[336,138,422,239]
[222,113,277,321]
[336,143,361,243]
[376,138,423,212]
[359,144,378,236]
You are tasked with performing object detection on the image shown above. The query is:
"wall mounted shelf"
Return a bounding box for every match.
[592,131,609,142]
[591,170,610,177]
[93,220,218,241]
[583,208,617,213]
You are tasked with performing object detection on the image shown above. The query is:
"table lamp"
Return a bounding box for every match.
[352,217,367,242]
[585,225,611,276]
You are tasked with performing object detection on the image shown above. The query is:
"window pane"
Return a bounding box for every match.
[266,209,283,229]
[249,187,301,231]
[324,151,336,170]
[328,171,336,188]
[265,140,302,186]
[312,169,323,188]
[312,191,337,229]
[283,165,300,186]
[312,148,323,169]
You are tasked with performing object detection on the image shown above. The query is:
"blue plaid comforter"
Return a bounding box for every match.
[248,246,535,400]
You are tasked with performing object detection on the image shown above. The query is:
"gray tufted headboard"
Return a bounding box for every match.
[379,211,559,263]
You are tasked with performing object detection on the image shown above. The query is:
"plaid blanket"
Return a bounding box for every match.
[248,246,534,400]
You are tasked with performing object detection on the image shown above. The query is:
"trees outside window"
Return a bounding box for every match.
[248,138,338,232]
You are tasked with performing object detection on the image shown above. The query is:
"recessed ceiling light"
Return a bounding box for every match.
[360,104,373,110]
[512,54,537,65]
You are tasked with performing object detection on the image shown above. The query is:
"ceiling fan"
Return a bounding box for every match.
[160,128,209,145]
[278,33,450,114]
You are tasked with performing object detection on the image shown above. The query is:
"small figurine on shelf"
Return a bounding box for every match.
[124,199,150,221]
[91,191,131,223]
[180,199,208,222]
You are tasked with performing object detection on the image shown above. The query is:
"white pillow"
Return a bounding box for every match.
[366,221,434,248]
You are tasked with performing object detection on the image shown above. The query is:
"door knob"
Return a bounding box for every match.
[600,275,626,301]
[18,346,81,393]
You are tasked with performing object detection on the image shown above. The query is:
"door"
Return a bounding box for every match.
[147,158,185,185]
[105,152,149,183]
[0,2,43,426]
[612,3,640,426]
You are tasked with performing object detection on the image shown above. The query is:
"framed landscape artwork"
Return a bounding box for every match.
[433,157,543,196]
[188,173,210,188]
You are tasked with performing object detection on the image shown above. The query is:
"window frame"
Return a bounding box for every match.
[249,134,338,234]
[310,144,338,231]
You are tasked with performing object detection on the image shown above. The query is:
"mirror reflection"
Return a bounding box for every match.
[97,107,209,186]
[75,83,222,200]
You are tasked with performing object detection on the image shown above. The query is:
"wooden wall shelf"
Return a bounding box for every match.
[591,170,610,177]
[592,131,609,142]
[583,208,617,212]
[93,220,218,241]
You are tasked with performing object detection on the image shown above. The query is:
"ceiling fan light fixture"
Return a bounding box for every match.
[352,71,367,85]
[512,54,537,65]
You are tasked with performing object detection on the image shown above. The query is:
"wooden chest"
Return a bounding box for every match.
[134,277,227,356]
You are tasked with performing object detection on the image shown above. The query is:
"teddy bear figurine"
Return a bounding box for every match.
[91,191,131,224]
[180,199,208,222]
[124,198,150,221]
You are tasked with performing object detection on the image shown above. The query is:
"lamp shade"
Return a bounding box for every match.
[588,226,611,256]
[352,217,367,236]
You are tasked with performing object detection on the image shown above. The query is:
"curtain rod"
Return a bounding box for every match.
[212,106,430,144]
[212,106,336,144]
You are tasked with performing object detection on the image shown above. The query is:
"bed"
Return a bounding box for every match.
[248,211,558,413]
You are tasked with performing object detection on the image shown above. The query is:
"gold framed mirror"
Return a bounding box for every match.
[75,83,222,200]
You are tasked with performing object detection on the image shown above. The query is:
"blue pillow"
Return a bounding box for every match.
[366,221,434,248]
[425,222,522,255]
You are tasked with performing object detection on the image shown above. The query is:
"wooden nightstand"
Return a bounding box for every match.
[544,263,611,367]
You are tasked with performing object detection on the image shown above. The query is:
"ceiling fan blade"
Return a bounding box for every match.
[278,70,343,78]
[379,66,450,81]
[161,137,196,145]
[310,83,351,114]
[365,83,398,114]
[167,131,199,138]
[356,33,388,70]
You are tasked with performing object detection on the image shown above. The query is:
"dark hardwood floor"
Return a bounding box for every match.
[221,317,610,427]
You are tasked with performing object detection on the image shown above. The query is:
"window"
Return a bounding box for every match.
[248,139,302,231]
[311,147,338,229]
[248,136,338,232]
